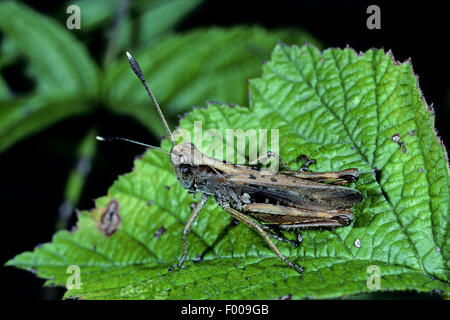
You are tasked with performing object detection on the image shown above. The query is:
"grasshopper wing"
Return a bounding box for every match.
[225,172,363,211]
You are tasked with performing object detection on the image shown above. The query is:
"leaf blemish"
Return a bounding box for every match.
[193,254,203,263]
[98,199,121,237]
[154,226,166,238]
[391,134,407,153]
[391,134,401,143]
[373,167,381,183]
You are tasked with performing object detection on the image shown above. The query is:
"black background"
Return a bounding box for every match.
[1,0,448,300]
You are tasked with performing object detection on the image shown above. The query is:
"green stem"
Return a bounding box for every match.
[56,129,97,230]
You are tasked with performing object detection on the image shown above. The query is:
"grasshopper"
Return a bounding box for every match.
[97,52,364,273]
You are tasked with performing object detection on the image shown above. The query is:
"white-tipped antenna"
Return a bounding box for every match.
[96,136,170,155]
[126,51,175,146]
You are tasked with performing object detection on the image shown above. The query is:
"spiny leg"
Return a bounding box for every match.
[168,194,208,272]
[224,206,303,273]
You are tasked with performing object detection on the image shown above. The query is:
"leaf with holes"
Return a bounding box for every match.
[6,44,449,299]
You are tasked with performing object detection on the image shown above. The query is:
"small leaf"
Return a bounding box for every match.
[68,0,121,31]
[7,44,449,299]
[131,0,205,46]
[73,0,205,64]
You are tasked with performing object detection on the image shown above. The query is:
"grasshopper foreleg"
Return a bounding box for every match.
[224,206,303,273]
[168,194,209,272]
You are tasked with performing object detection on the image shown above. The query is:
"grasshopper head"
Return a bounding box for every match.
[170,142,202,166]
[170,143,204,189]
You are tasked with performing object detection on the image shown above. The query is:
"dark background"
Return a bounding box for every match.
[1,0,448,299]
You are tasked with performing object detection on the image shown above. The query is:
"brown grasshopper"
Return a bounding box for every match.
[97,52,364,273]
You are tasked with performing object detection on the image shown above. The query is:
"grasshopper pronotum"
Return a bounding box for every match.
[97,52,363,273]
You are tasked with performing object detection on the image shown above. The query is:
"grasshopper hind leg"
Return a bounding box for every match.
[224,206,303,273]
[261,224,301,248]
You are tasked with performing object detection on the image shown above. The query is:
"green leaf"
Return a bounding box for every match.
[0,1,98,97]
[7,44,449,299]
[0,1,99,152]
[109,0,206,56]
[68,0,121,31]
[130,0,205,46]
[0,96,92,152]
[101,26,320,137]
[0,76,10,99]
[56,129,98,230]
[73,0,205,65]
[71,0,203,38]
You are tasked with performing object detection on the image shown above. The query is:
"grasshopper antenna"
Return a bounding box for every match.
[96,136,170,155]
[126,51,175,146]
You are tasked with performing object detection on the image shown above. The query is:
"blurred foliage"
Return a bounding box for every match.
[0,0,320,152]
[56,129,97,230]
[0,1,98,152]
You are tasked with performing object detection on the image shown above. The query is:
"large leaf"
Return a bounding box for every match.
[7,44,449,299]
[101,26,320,137]
[0,1,98,152]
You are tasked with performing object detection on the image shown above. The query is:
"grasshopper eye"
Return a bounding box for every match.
[179,164,189,173]
[171,150,183,165]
